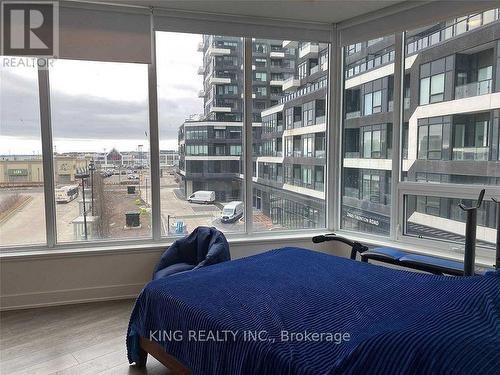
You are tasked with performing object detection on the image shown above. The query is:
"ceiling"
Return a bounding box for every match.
[92,0,410,24]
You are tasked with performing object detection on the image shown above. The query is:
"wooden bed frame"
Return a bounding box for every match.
[139,337,192,374]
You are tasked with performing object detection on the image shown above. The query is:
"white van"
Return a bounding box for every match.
[221,201,244,223]
[187,190,216,204]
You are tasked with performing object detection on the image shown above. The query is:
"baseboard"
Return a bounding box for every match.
[0,283,144,311]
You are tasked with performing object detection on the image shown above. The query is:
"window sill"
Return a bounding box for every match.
[0,230,327,261]
[2,229,494,270]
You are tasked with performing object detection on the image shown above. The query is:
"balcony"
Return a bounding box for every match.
[455,79,492,99]
[452,147,489,161]
[209,76,232,85]
[270,79,284,86]
[282,40,298,49]
[282,76,301,92]
[345,111,361,119]
[207,46,232,56]
[197,66,205,75]
[211,105,232,113]
[311,65,322,75]
[270,51,285,59]
[299,43,319,59]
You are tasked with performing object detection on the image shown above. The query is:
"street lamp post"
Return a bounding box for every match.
[89,160,95,215]
[76,170,90,241]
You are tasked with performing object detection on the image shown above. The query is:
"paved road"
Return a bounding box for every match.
[0,175,271,246]
[0,191,46,246]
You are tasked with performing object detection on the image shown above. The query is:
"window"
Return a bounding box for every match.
[252,38,328,231]
[401,9,499,261]
[255,58,267,67]
[420,73,445,104]
[255,72,267,82]
[417,123,442,160]
[254,86,267,97]
[0,61,46,246]
[298,62,307,79]
[157,32,244,235]
[342,34,394,236]
[362,129,382,158]
[302,135,314,157]
[303,101,314,126]
[229,145,242,156]
[452,114,490,160]
[49,59,151,243]
[364,90,381,115]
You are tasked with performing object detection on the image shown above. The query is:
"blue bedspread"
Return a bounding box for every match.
[127,247,500,374]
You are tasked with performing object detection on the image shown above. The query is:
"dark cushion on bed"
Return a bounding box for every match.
[153,262,195,280]
[361,247,408,261]
[152,226,230,280]
[399,254,465,275]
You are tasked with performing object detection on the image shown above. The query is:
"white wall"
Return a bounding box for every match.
[0,237,348,310]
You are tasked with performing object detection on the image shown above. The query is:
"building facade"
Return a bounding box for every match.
[342,8,500,245]
[253,41,329,229]
[178,37,330,229]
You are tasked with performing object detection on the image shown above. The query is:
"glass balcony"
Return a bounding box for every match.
[345,110,361,119]
[452,147,489,161]
[455,79,492,99]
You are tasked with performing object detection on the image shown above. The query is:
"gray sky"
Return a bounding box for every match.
[0,32,203,155]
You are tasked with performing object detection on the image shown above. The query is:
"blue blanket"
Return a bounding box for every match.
[127,248,500,374]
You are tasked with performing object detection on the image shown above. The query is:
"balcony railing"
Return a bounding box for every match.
[452,147,489,161]
[344,151,360,158]
[279,76,328,104]
[406,9,500,56]
[345,49,395,79]
[345,110,361,119]
[454,79,492,99]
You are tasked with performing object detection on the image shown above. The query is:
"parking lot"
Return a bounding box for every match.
[0,171,275,246]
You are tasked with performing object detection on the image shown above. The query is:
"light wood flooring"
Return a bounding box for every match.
[0,300,171,375]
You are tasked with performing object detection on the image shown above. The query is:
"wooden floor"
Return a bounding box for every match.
[0,300,171,375]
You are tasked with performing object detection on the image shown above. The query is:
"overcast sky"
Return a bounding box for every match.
[0,32,203,155]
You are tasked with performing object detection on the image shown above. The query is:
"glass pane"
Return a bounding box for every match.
[50,59,151,242]
[156,32,244,236]
[342,34,395,236]
[419,77,430,104]
[253,39,328,231]
[402,8,500,258]
[405,195,496,251]
[430,73,444,95]
[404,7,500,185]
[0,60,46,246]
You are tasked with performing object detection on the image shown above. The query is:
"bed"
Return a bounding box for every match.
[127,247,500,374]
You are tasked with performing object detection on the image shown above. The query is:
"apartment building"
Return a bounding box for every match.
[342,8,500,244]
[178,37,298,201]
[253,41,329,229]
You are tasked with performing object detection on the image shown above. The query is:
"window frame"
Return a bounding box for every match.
[3,1,498,266]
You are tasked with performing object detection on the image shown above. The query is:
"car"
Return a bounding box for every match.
[127,174,139,180]
[187,190,215,204]
[221,201,244,223]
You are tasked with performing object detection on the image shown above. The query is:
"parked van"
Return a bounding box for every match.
[187,190,216,204]
[221,201,243,223]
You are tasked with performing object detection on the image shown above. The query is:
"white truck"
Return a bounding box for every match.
[187,190,216,204]
[221,201,244,223]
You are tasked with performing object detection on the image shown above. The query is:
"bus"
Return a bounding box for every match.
[55,185,79,203]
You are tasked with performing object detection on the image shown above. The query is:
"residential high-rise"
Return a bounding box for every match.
[177,37,299,202]
[342,8,500,246]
